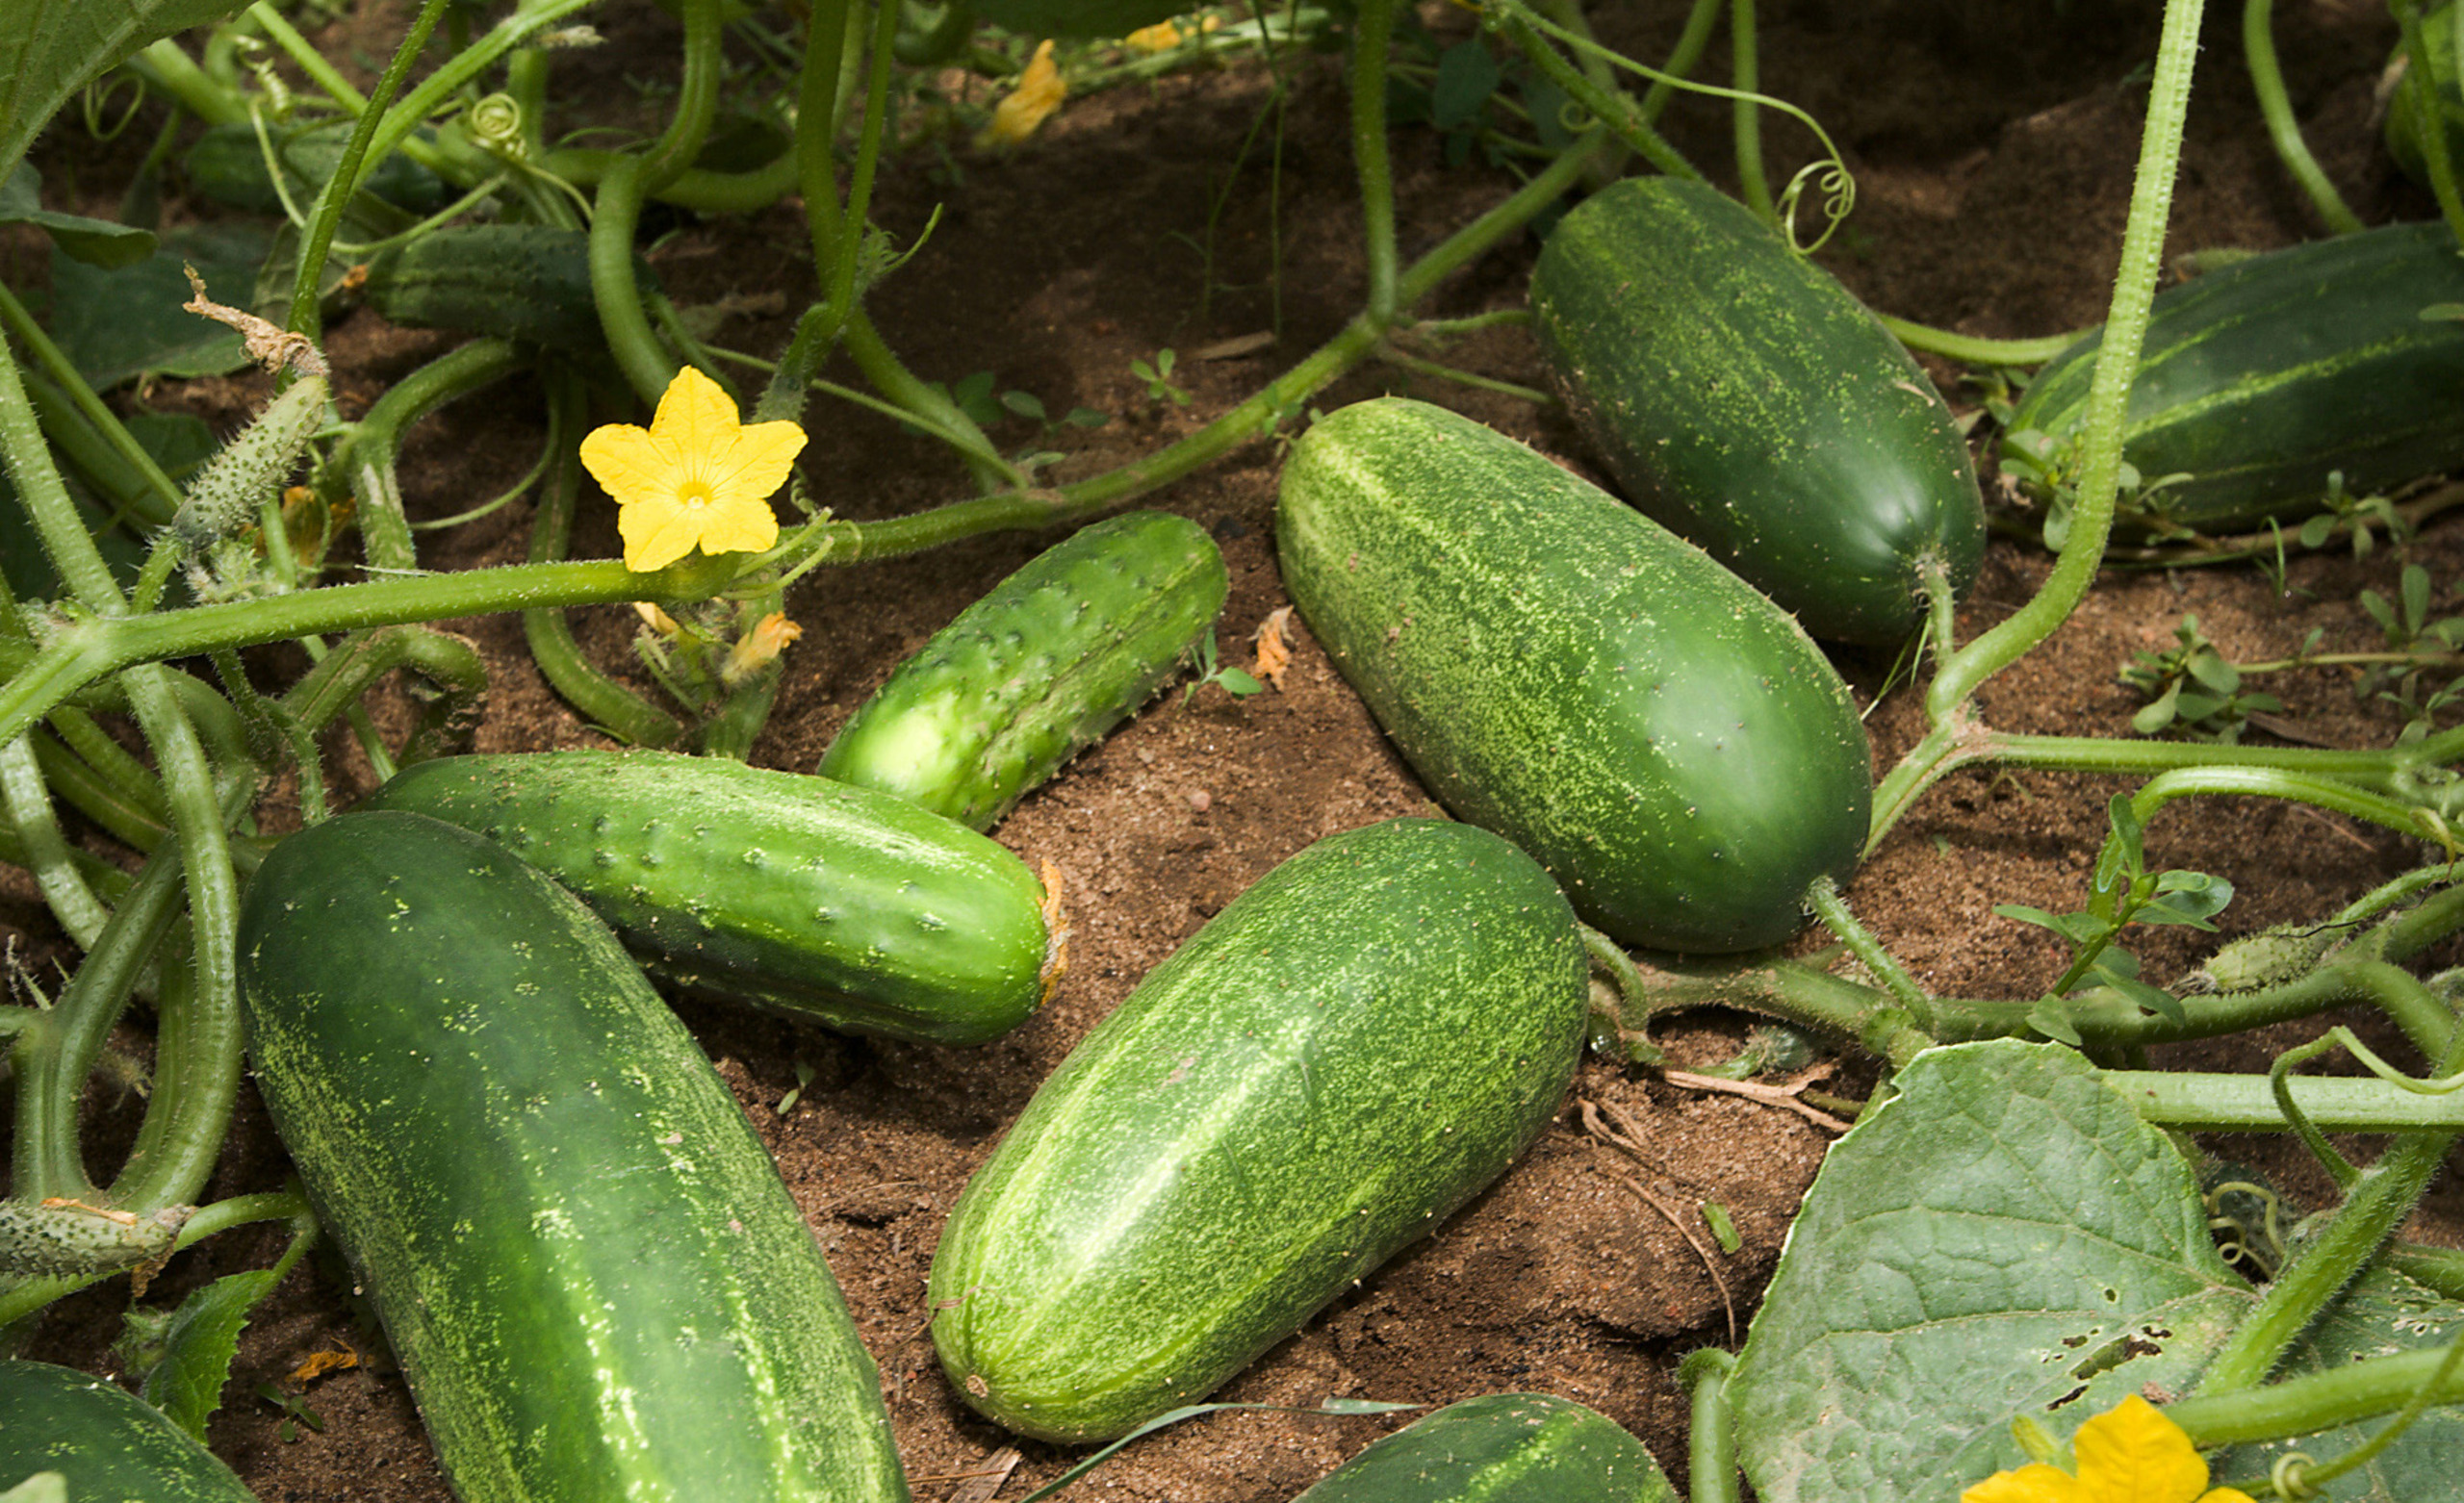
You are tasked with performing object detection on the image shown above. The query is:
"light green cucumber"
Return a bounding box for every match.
[1276,396,1871,955]
[819,510,1228,830]
[1294,1392,1678,1503]
[929,817,1587,1443]
[361,750,1060,1045]
[237,810,911,1503]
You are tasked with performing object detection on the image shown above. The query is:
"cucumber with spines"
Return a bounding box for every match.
[361,750,1059,1045]
[237,810,911,1502]
[928,818,1588,1443]
[360,224,652,356]
[1293,1392,1678,1503]
[1275,397,1871,955]
[818,511,1228,829]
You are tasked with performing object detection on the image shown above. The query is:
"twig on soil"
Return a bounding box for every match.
[1656,1065,1856,1134]
[914,1446,1023,1502]
[1578,1098,1738,1343]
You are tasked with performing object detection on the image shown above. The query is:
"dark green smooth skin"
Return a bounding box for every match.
[1294,1393,1679,1503]
[1277,397,1871,954]
[2007,220,2464,533]
[0,1360,262,1502]
[929,819,1589,1444]
[1530,176,1985,647]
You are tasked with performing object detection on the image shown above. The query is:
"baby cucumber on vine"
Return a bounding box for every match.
[237,811,911,1503]
[360,223,651,356]
[1293,1393,1678,1503]
[2002,220,2464,536]
[1528,175,1985,647]
[819,510,1228,830]
[1276,397,1871,954]
[0,1359,261,1502]
[929,818,1588,1444]
[362,750,1060,1045]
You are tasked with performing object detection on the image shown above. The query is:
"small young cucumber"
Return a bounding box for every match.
[929,818,1588,1443]
[1294,1393,1678,1503]
[237,810,911,1503]
[818,510,1228,829]
[1528,176,1984,647]
[1276,397,1871,955]
[360,223,652,357]
[361,751,1058,1046]
[2002,220,2464,535]
[0,1359,260,1502]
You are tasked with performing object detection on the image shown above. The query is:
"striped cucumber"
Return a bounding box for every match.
[1276,397,1871,955]
[1295,1393,1677,1503]
[360,224,650,356]
[2001,220,2464,535]
[237,810,911,1503]
[0,1359,259,1502]
[362,750,1060,1045]
[929,818,1588,1443]
[818,510,1227,829]
[1528,176,1985,646]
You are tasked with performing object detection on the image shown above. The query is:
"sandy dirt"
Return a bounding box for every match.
[9,0,2464,1497]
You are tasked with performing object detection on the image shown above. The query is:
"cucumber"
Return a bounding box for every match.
[1294,1393,1677,1503]
[360,224,650,356]
[361,750,1059,1046]
[237,810,911,1503]
[183,120,447,218]
[1275,397,1871,955]
[928,818,1588,1443]
[1528,176,1984,647]
[0,1359,260,1502]
[818,510,1228,829]
[2001,220,2464,535]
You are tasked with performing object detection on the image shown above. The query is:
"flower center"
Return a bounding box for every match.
[677,479,714,511]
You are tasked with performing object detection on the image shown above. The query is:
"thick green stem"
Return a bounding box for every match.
[1804,875,1934,1028]
[2241,0,2364,234]
[2398,0,2464,246]
[591,157,680,405]
[0,738,111,948]
[331,337,526,574]
[1730,0,1772,222]
[1922,0,2205,723]
[1680,1349,1741,1503]
[1351,0,1399,321]
[1643,0,1727,124]
[637,0,727,193]
[0,286,183,524]
[1874,313,2086,369]
[1501,10,1696,181]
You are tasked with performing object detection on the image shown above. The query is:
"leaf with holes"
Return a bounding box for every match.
[1727,1039,2255,1503]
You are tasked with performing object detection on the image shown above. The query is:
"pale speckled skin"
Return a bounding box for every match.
[1275,397,1870,955]
[1290,1392,1680,1503]
[363,750,1052,1045]
[238,811,911,1503]
[819,510,1228,830]
[928,819,1588,1444]
[2006,219,2464,533]
[1529,177,1984,648]
[0,1359,261,1501]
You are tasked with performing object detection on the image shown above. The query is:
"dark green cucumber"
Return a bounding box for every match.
[237,810,911,1503]
[361,750,1058,1045]
[1294,1393,1677,1503]
[1275,397,1871,955]
[2002,220,2464,534]
[1528,176,1984,646]
[818,510,1228,829]
[361,224,651,356]
[928,818,1587,1443]
[0,1359,260,1501]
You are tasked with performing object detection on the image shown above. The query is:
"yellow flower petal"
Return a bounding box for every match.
[618,492,702,573]
[1963,1463,2093,1503]
[2072,1396,2213,1503]
[981,39,1065,147]
[581,366,806,573]
[708,419,808,514]
[651,364,743,462]
[1124,19,1181,53]
[578,422,676,511]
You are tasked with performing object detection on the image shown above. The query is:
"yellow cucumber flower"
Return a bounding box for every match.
[579,366,806,573]
[1963,1396,2255,1503]
[1123,20,1182,52]
[721,610,803,687]
[980,39,1065,147]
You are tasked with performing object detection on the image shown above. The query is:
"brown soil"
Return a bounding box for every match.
[11,0,2463,1498]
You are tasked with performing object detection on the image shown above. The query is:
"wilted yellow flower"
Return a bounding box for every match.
[721,611,803,686]
[1123,19,1181,52]
[1963,1397,2254,1503]
[980,39,1065,147]
[578,366,806,573]
[632,600,682,635]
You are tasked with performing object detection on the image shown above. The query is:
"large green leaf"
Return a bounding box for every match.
[46,221,269,391]
[0,162,152,267]
[0,0,248,183]
[1728,1040,2256,1503]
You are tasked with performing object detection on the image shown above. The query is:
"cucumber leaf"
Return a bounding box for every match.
[45,221,269,391]
[0,0,248,183]
[128,1266,280,1439]
[1727,1039,2255,1503]
[0,163,152,267]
